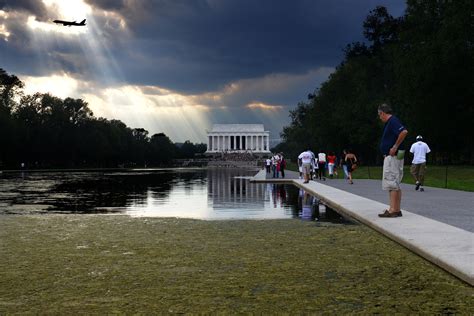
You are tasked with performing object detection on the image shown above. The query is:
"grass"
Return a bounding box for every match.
[1,215,472,314]
[286,162,474,192]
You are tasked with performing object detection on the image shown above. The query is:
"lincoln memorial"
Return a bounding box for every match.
[206,124,271,154]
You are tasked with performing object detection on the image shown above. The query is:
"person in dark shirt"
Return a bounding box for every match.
[377,103,408,218]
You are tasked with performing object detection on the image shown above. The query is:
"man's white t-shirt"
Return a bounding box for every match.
[272,155,280,165]
[410,141,431,164]
[318,152,326,163]
[298,151,313,164]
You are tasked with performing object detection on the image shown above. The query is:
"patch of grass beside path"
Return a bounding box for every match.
[1,215,472,314]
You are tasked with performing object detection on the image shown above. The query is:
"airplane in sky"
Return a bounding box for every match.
[53,19,86,27]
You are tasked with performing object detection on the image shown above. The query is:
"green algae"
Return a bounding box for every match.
[0,215,472,314]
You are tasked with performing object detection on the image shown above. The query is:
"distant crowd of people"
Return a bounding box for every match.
[265,153,287,178]
[297,149,358,184]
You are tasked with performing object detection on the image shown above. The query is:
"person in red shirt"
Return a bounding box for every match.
[327,151,337,179]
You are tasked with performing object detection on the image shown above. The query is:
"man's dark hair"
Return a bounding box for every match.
[378,103,393,114]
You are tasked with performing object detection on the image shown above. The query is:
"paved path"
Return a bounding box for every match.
[253,169,474,285]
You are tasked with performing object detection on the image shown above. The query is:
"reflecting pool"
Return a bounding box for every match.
[0,168,352,222]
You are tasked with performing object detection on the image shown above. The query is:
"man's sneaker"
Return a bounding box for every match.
[420,187,424,192]
[415,181,420,191]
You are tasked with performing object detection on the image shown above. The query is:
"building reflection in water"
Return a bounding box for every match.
[126,168,299,219]
[207,168,261,208]
[206,169,298,219]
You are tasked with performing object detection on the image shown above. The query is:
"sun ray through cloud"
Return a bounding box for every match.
[4,0,407,144]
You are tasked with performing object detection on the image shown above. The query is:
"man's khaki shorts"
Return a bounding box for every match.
[382,156,404,191]
[302,163,311,175]
[410,163,426,177]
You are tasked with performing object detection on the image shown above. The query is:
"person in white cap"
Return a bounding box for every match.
[409,135,431,191]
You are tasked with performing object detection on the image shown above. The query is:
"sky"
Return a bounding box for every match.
[0,0,406,144]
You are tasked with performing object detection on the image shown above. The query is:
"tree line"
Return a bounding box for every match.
[0,69,206,169]
[274,1,473,165]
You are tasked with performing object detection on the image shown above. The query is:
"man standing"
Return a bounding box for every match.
[298,149,314,183]
[377,103,408,218]
[410,135,431,192]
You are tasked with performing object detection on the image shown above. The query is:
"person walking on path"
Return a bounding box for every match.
[279,153,287,178]
[298,149,314,183]
[410,135,431,192]
[377,103,408,218]
[317,151,327,180]
[345,149,357,184]
[340,149,349,179]
[265,158,271,174]
[311,151,318,180]
[271,153,280,178]
[327,151,337,178]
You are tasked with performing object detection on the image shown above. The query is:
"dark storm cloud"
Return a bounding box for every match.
[0,0,49,20]
[1,0,406,94]
[83,0,127,11]
[89,0,406,92]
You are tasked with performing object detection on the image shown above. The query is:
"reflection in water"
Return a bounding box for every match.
[0,169,353,223]
[296,188,353,224]
[300,190,316,221]
[129,169,297,219]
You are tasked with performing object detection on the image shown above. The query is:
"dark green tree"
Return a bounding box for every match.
[149,133,175,165]
[280,2,473,164]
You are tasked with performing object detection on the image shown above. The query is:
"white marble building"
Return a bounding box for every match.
[206,124,270,154]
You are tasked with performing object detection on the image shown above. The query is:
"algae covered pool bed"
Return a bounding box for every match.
[0,215,472,314]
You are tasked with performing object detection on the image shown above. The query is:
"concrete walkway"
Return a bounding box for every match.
[251,169,474,286]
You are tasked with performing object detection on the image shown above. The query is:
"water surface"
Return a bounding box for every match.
[0,168,351,222]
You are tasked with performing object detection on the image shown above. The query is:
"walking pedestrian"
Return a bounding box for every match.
[272,153,280,178]
[340,149,349,179]
[377,103,408,218]
[298,149,314,183]
[327,151,337,178]
[265,157,271,173]
[410,135,431,192]
[317,151,327,180]
[311,151,318,180]
[279,153,286,178]
[345,149,357,184]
